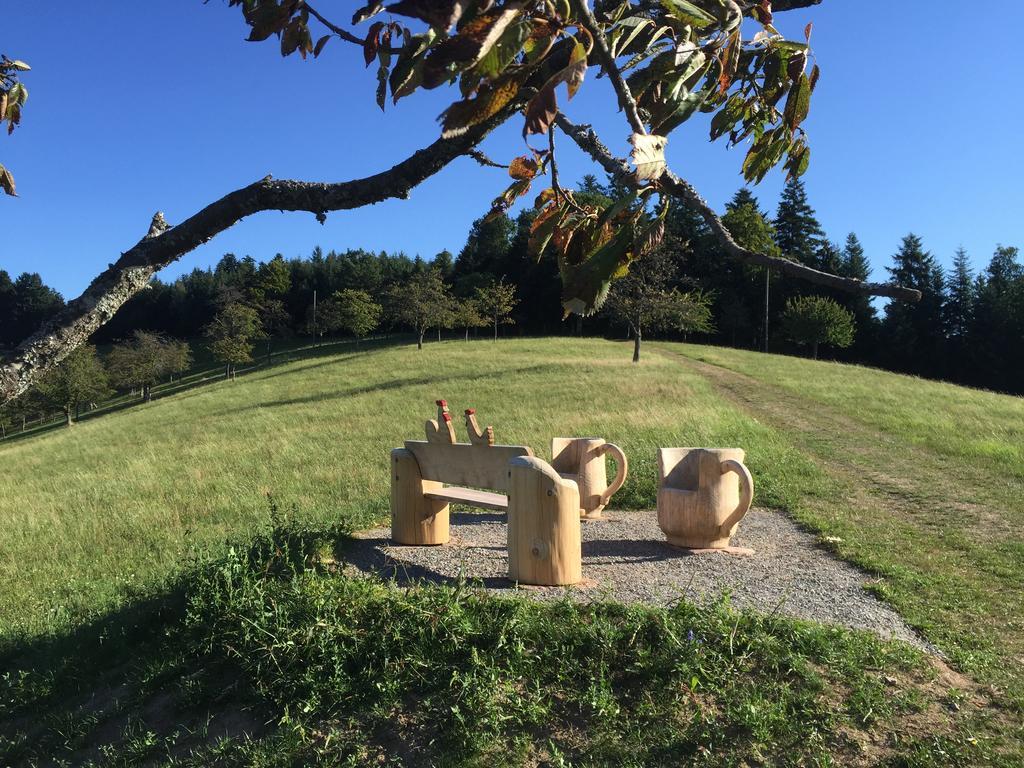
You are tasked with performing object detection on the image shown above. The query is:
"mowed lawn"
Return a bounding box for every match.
[0,338,815,643]
[2,337,1024,762]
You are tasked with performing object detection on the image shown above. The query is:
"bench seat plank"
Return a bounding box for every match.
[424,487,508,511]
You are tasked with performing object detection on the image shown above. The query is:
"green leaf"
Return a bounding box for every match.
[710,94,744,140]
[561,224,636,316]
[658,0,716,28]
[783,73,811,130]
[474,18,529,78]
[376,64,389,111]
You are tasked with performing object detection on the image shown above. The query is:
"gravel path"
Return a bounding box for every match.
[345,507,932,650]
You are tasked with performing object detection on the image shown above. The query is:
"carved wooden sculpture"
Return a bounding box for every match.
[464,408,494,446]
[657,448,754,550]
[392,401,585,586]
[425,399,457,444]
[507,456,582,586]
[550,437,628,519]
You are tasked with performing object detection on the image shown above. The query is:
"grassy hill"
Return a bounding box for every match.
[1,338,1021,765]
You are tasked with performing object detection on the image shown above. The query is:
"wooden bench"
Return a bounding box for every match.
[390,401,582,585]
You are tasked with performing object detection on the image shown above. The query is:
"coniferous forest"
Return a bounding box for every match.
[2,175,1022,398]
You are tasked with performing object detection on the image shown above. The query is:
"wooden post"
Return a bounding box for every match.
[390,448,449,545]
[507,456,581,586]
[656,448,754,549]
[550,437,628,519]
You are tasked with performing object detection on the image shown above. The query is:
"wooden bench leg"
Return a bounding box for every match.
[391,448,449,545]
[507,457,581,586]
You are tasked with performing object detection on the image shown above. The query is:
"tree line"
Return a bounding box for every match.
[2,173,1021,433]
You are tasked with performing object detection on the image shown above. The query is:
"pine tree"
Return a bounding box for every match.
[838,233,878,358]
[726,187,762,214]
[945,247,975,342]
[943,247,975,384]
[773,178,825,267]
[882,234,947,376]
[971,246,1024,392]
[722,189,779,350]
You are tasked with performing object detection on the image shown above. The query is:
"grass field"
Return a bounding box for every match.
[1,338,1022,764]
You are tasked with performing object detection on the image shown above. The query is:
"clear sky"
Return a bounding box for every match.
[3,1,1022,300]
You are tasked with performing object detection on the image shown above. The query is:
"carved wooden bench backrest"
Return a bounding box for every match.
[404,440,534,493]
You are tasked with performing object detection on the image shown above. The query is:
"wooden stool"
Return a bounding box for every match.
[657,448,754,550]
[550,437,628,519]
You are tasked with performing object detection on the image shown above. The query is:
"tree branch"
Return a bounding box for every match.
[0,101,525,405]
[305,4,402,53]
[569,0,647,136]
[554,113,922,303]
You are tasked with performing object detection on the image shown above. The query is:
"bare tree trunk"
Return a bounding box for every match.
[493,319,498,342]
[143,384,152,402]
[225,364,230,380]
[813,342,819,360]
[437,327,442,342]
[633,326,642,363]
[64,405,73,427]
[417,331,424,351]
[464,327,469,342]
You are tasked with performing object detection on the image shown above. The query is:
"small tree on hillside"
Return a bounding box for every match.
[450,297,488,342]
[474,279,518,342]
[388,269,453,350]
[604,248,714,363]
[205,302,263,379]
[107,331,192,402]
[782,295,855,359]
[35,345,110,426]
[333,289,382,348]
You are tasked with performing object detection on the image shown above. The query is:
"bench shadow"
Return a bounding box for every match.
[581,538,690,563]
[339,536,512,590]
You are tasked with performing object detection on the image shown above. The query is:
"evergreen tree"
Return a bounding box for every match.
[971,246,1024,391]
[882,234,947,377]
[837,232,878,358]
[943,247,975,383]
[722,190,779,350]
[8,273,64,347]
[773,178,825,267]
[452,214,515,293]
[945,247,975,342]
[726,187,762,214]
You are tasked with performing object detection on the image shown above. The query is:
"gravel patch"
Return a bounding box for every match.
[345,507,933,651]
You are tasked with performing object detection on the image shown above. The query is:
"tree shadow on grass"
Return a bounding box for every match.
[210,363,556,416]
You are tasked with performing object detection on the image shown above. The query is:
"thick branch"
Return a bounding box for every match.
[570,0,647,136]
[0,102,523,405]
[554,114,922,303]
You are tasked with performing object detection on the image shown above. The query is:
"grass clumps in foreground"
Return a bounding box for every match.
[0,520,1001,767]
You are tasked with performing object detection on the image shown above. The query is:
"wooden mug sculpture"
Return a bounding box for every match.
[657,448,754,549]
[551,437,628,519]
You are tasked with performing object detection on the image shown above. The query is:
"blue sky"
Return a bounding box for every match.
[3,1,1022,299]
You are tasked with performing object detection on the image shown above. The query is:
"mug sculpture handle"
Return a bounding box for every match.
[719,458,754,534]
[597,443,629,505]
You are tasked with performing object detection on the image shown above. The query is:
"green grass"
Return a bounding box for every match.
[653,343,1024,706]
[1,337,1022,764]
[0,338,809,643]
